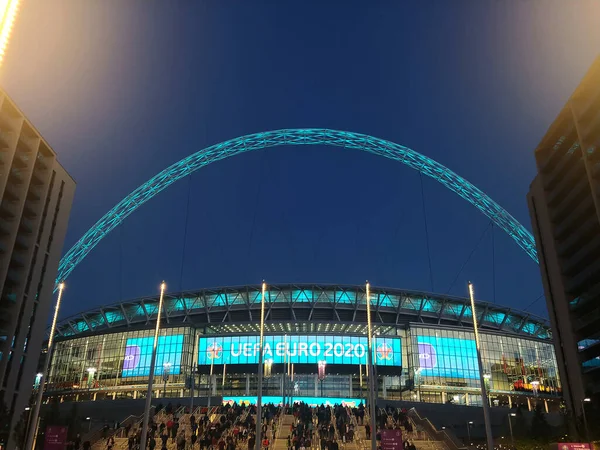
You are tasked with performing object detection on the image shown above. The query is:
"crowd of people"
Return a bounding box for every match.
[93,401,424,450]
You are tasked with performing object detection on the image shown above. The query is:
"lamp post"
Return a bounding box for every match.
[264,360,273,379]
[483,373,491,406]
[25,282,66,450]
[466,421,473,444]
[508,413,515,447]
[468,282,494,450]
[581,398,591,441]
[365,282,377,450]
[163,362,172,398]
[414,368,422,402]
[87,367,97,393]
[207,347,215,408]
[139,281,167,450]
[254,282,267,450]
[318,360,327,397]
[282,334,287,408]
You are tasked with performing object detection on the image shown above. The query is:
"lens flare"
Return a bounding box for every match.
[0,0,20,67]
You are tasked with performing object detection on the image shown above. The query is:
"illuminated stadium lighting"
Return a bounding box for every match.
[0,0,19,67]
[44,284,562,417]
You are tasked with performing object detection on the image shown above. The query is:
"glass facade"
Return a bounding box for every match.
[48,327,194,400]
[45,324,561,410]
[409,326,561,407]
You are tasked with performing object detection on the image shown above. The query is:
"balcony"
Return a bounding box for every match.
[0,200,18,220]
[0,130,15,147]
[0,145,11,166]
[0,110,21,132]
[544,148,584,195]
[22,200,39,220]
[19,217,35,234]
[6,268,23,284]
[2,183,20,202]
[554,195,595,239]
[18,133,39,153]
[550,177,590,223]
[12,149,31,169]
[9,166,24,185]
[579,341,600,363]
[558,216,599,257]
[10,252,27,268]
[13,234,29,251]
[562,233,600,276]
[566,257,600,295]
[30,166,47,186]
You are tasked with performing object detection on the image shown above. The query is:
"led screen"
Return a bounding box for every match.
[198,335,401,366]
[417,335,479,379]
[122,334,184,377]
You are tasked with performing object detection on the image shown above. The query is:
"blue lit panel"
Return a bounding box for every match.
[198,334,401,367]
[121,334,184,378]
[417,335,479,379]
[223,396,361,407]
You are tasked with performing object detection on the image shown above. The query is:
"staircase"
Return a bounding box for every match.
[273,414,295,450]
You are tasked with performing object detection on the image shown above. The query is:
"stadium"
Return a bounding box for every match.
[44,283,562,413]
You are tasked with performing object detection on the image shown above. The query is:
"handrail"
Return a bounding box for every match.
[407,408,465,450]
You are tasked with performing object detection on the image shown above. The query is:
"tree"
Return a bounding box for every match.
[530,403,552,442]
[0,396,10,449]
[12,410,28,450]
[66,402,80,441]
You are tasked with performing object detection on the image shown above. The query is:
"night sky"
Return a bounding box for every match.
[1,1,599,321]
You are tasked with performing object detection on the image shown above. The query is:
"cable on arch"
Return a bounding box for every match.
[55,129,539,289]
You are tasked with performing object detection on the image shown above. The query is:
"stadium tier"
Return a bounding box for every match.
[45,284,562,411]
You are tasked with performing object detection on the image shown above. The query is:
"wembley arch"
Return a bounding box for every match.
[56,128,538,288]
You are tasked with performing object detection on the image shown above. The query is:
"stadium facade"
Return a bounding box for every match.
[44,284,562,412]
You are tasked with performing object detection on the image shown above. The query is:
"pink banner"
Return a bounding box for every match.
[557,444,591,450]
[381,429,403,450]
[44,426,68,450]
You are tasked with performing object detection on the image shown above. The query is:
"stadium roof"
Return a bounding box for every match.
[54,284,551,340]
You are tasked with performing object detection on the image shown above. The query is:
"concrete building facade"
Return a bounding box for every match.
[0,89,75,443]
[527,57,600,416]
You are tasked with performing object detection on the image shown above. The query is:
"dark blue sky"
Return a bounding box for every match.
[2,1,599,320]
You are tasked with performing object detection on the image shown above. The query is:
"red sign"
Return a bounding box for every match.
[381,429,403,450]
[556,444,591,450]
[44,426,68,450]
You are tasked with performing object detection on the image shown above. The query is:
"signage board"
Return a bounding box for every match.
[198,334,401,366]
[121,334,184,377]
[44,426,68,450]
[417,336,479,379]
[554,444,591,450]
[381,429,403,450]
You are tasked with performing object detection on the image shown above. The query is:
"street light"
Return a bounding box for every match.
[365,282,377,450]
[25,282,66,450]
[139,281,167,450]
[466,421,473,444]
[254,281,267,450]
[468,282,494,450]
[264,359,273,379]
[162,362,172,398]
[87,368,97,392]
[34,373,43,390]
[508,413,516,447]
[581,398,591,441]
[318,360,327,397]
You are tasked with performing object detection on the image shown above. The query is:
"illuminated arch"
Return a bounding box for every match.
[56,129,538,287]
